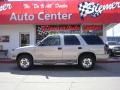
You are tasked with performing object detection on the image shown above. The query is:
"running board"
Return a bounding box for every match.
[34,60,77,65]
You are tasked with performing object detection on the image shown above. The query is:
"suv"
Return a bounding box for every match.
[11,34,107,70]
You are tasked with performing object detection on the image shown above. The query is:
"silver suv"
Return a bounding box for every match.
[11,34,107,70]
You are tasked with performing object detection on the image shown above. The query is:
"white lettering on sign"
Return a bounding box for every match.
[10,13,17,21]
[78,2,120,19]
[33,3,68,9]
[23,4,31,9]
[33,3,45,9]
[38,12,44,20]
[10,12,34,21]
[34,4,39,9]
[38,12,72,20]
[0,4,12,12]
[9,12,72,21]
[55,4,68,8]
[45,4,52,8]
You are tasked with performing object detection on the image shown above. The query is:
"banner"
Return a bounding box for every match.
[41,25,80,31]
[0,0,120,24]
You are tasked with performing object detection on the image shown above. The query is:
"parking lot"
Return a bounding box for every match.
[0,62,120,90]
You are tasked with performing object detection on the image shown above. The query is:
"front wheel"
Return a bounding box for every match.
[78,55,96,70]
[17,55,33,70]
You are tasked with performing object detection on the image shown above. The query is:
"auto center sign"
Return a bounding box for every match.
[0,0,120,24]
[0,2,73,24]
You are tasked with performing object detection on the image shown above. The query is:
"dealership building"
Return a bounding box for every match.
[0,0,120,58]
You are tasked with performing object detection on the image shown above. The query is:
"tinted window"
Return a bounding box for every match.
[64,35,80,45]
[82,35,104,45]
[42,36,60,46]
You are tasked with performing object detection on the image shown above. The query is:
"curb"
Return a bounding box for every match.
[0,60,15,64]
[0,58,15,63]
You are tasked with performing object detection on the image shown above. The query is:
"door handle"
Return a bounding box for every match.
[78,47,82,49]
[58,47,62,50]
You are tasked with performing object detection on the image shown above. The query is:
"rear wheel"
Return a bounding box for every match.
[17,54,33,70]
[78,54,96,70]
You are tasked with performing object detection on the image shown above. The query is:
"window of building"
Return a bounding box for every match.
[20,33,30,47]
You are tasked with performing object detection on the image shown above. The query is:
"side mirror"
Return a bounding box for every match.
[39,42,44,46]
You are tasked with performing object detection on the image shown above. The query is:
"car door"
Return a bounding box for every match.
[35,35,62,60]
[81,35,105,55]
[62,35,81,61]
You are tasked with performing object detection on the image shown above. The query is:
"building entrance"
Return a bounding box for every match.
[19,33,30,47]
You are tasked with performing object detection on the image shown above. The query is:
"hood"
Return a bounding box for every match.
[109,45,120,49]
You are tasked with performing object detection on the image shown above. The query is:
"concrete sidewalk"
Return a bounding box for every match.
[0,57,120,63]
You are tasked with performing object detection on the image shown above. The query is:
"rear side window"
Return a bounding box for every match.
[82,35,104,45]
[64,35,80,45]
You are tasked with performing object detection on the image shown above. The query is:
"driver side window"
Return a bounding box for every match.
[42,36,60,46]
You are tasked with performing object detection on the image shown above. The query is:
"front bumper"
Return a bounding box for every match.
[113,50,120,55]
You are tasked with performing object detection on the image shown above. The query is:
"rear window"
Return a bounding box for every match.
[82,35,104,45]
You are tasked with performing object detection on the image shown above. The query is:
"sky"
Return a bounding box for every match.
[107,24,120,37]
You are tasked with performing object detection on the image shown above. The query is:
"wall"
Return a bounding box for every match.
[0,25,35,57]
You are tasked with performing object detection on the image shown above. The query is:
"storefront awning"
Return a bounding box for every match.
[0,0,120,24]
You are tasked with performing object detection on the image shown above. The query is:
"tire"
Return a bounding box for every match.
[109,52,114,57]
[17,54,33,70]
[78,54,96,70]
